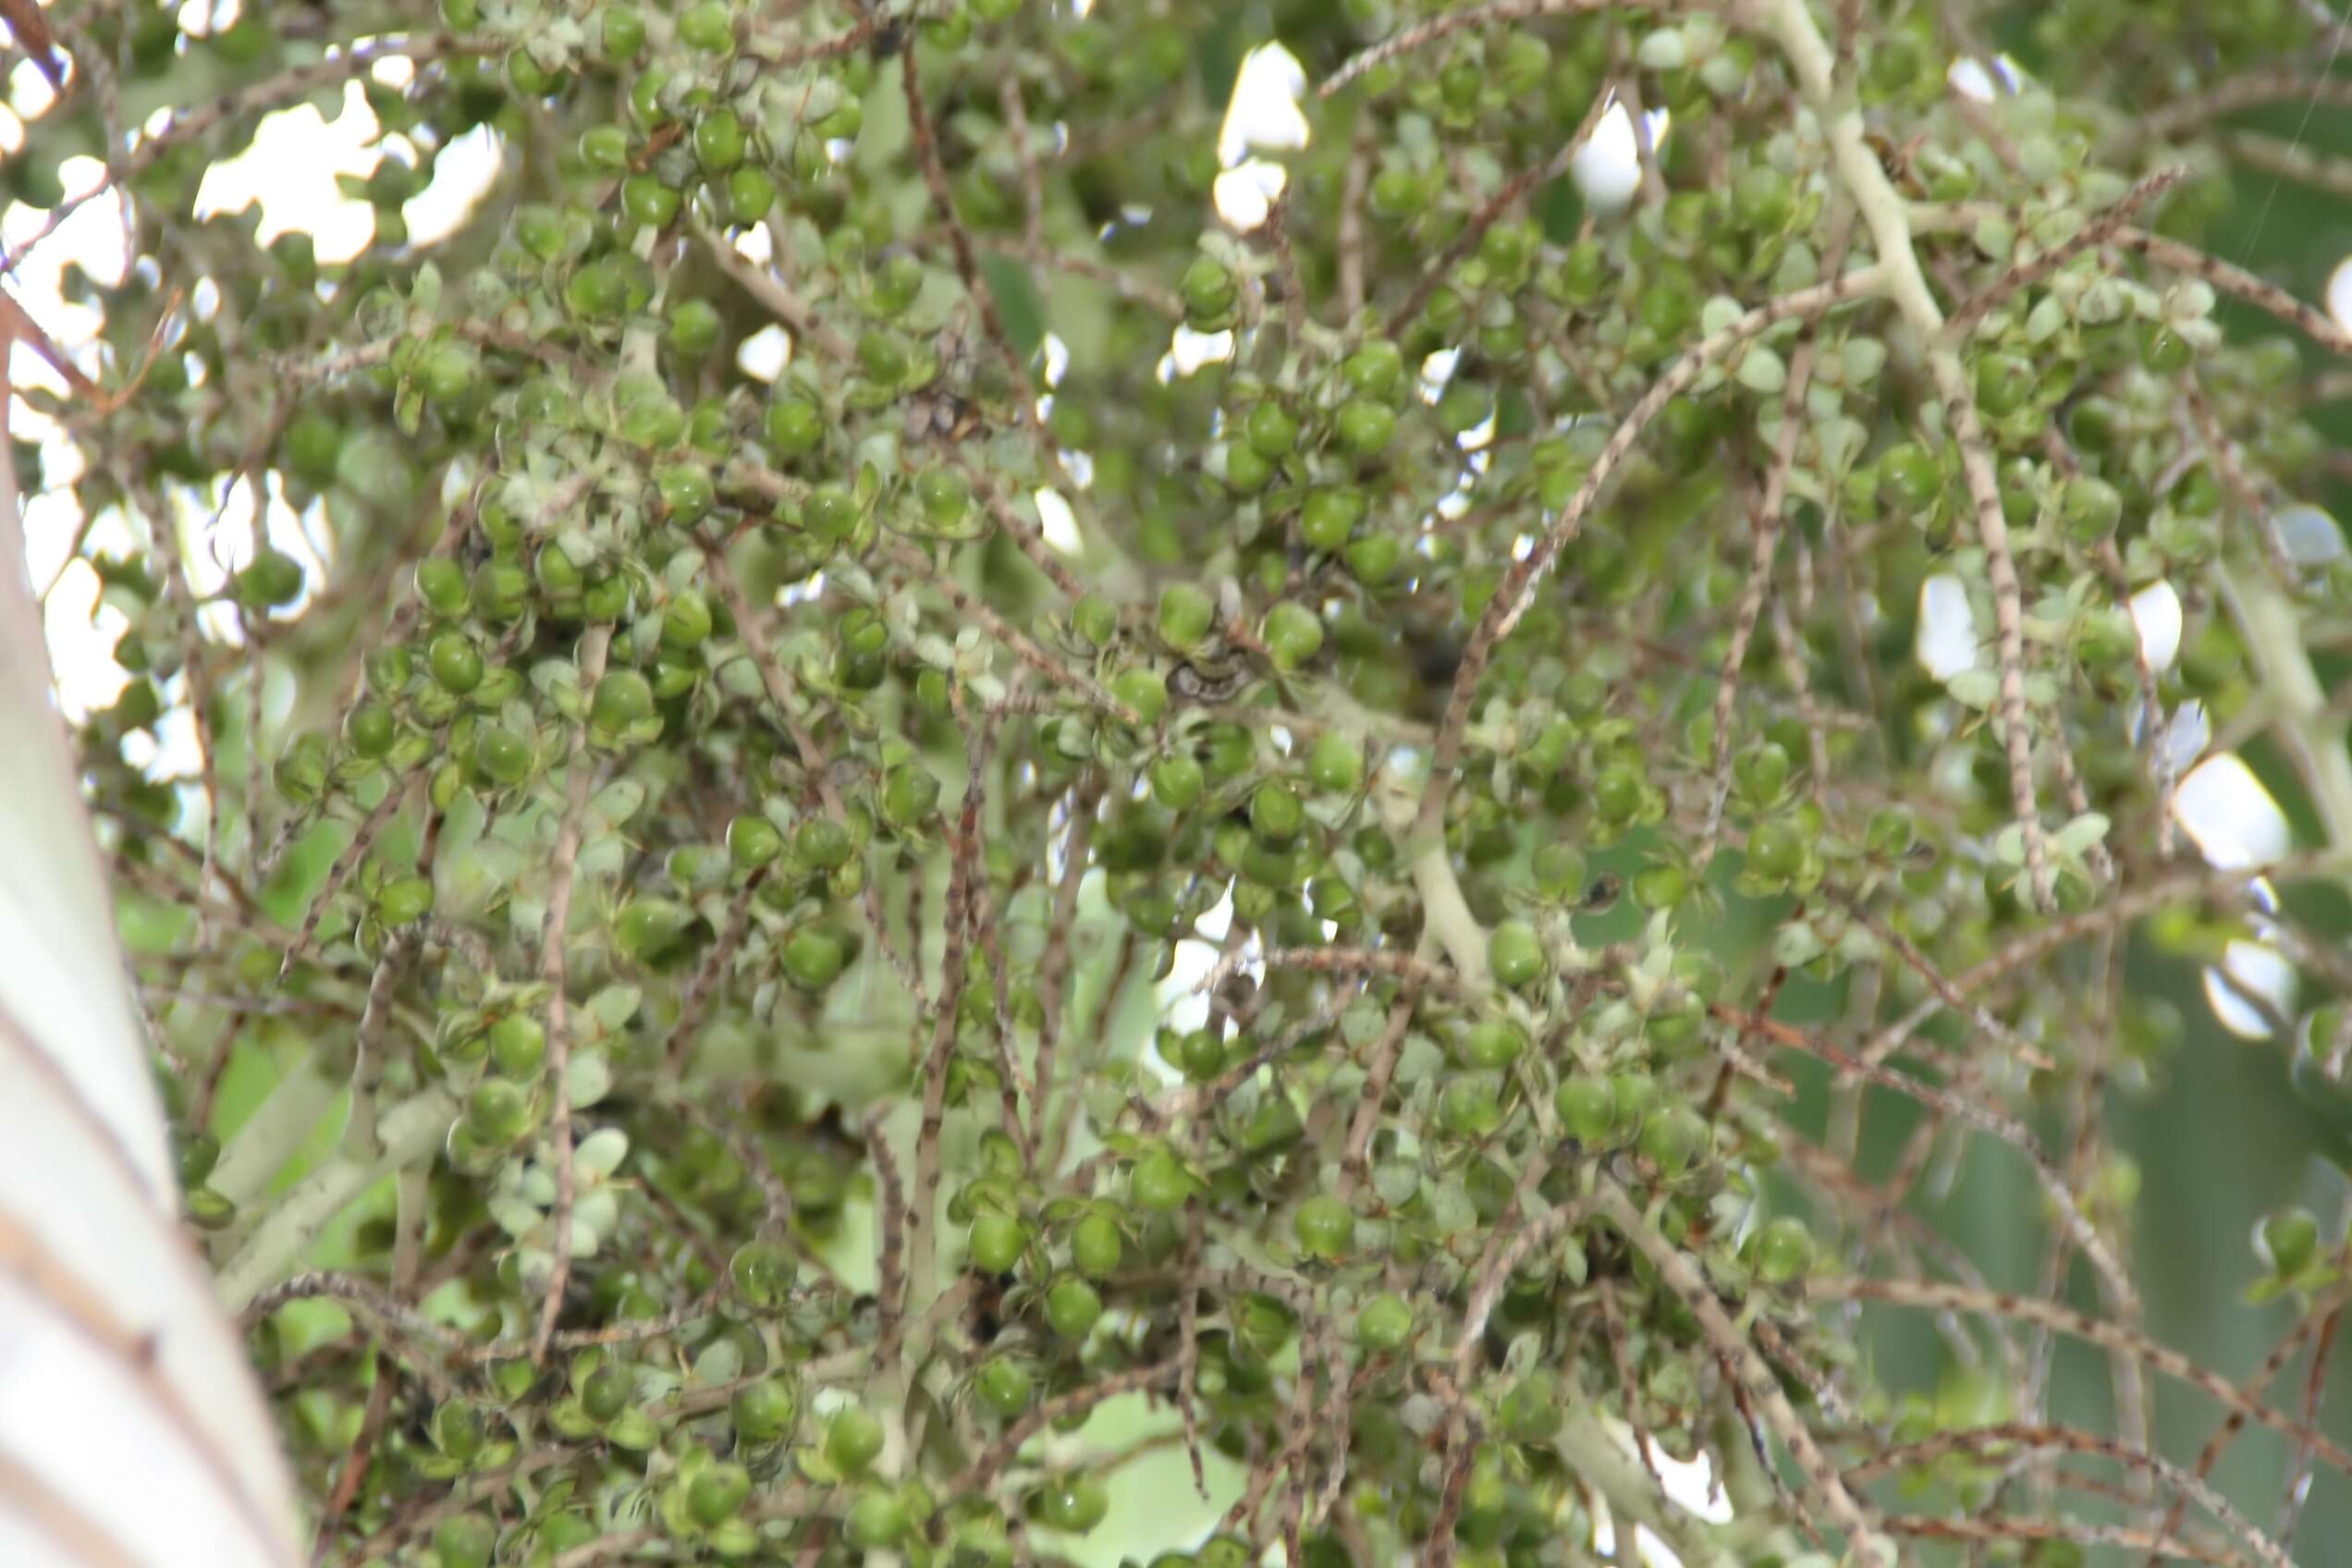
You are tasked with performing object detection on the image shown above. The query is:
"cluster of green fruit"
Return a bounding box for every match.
[35,0,2352,1559]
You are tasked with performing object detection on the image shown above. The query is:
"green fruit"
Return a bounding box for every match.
[731,1378,795,1443]
[1638,1105,1710,1176]
[727,814,784,870]
[1131,1148,1194,1211]
[824,1405,886,1473]
[1306,730,1363,794]
[1150,753,1206,811]
[417,341,481,403]
[669,299,722,359]
[1753,1216,1813,1284]
[679,0,736,51]
[506,47,562,97]
[432,1514,496,1568]
[600,5,646,58]
[766,396,823,456]
[427,632,484,694]
[1554,1074,1616,1144]
[2258,1207,2321,1276]
[343,702,396,759]
[689,1461,752,1525]
[2141,323,2193,374]
[793,816,853,870]
[915,469,972,529]
[1072,593,1117,647]
[1878,442,1940,509]
[1345,533,1402,584]
[377,875,435,925]
[2060,474,2123,542]
[1245,400,1298,459]
[1224,443,1274,494]
[1180,257,1236,322]
[612,897,692,962]
[728,165,778,224]
[969,1209,1028,1273]
[1367,166,1427,219]
[1488,920,1545,988]
[1974,351,2034,417]
[1294,1194,1354,1259]
[1344,340,1403,396]
[803,483,859,539]
[1262,602,1323,670]
[974,1355,1033,1417]
[1354,1292,1414,1352]
[881,765,941,828]
[1337,398,1398,457]
[1158,582,1215,649]
[592,669,656,729]
[489,1013,545,1077]
[858,330,909,383]
[1746,820,1805,880]
[694,109,745,173]
[621,174,681,229]
[472,725,533,786]
[1250,781,1304,843]
[1072,1211,1123,1277]
[1610,1072,1660,1133]
[783,928,847,990]
[656,464,715,522]
[1462,1019,1525,1070]
[578,125,631,174]
[237,548,305,609]
[465,1077,533,1144]
[413,561,467,622]
[845,1488,911,1549]
[1045,1276,1103,1340]
[1300,487,1365,551]
[1111,667,1169,725]
[1038,1475,1109,1534]
[1439,1076,1504,1138]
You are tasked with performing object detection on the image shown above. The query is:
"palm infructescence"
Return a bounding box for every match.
[12,0,2352,1563]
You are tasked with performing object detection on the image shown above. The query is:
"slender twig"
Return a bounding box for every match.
[1812,1275,2352,1479]
[531,626,610,1363]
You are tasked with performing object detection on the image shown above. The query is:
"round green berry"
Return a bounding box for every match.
[1045,1276,1103,1340]
[1294,1194,1354,1259]
[1488,920,1545,988]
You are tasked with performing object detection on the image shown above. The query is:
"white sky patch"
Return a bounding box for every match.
[1038,331,1070,389]
[2206,937,2296,1041]
[2127,581,2182,673]
[41,557,131,722]
[2275,504,2346,568]
[2331,257,2352,339]
[1419,346,1461,402]
[192,81,382,263]
[2173,753,2291,869]
[1218,43,1309,166]
[1162,325,1234,379]
[1571,100,1666,213]
[1949,57,1999,103]
[1035,487,1081,555]
[2160,700,2211,776]
[732,222,775,264]
[1212,158,1287,232]
[736,324,790,382]
[1915,573,1981,680]
[1157,889,1238,1048]
[404,122,504,248]
[1645,1441,1733,1524]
